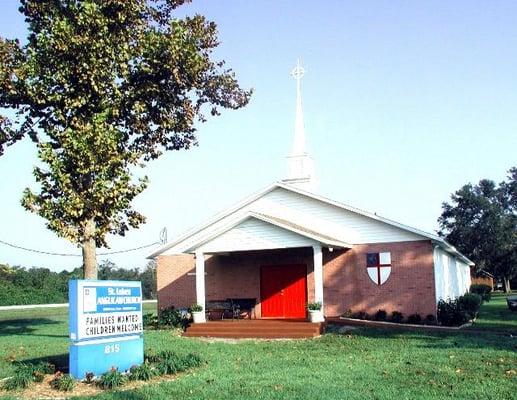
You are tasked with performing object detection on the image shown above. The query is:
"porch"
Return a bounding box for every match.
[163,211,352,325]
[183,319,325,339]
[193,246,327,322]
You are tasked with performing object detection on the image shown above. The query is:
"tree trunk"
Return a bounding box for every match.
[503,277,511,293]
[82,218,98,279]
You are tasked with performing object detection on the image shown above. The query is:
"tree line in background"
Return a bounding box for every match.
[439,166,517,292]
[0,260,156,306]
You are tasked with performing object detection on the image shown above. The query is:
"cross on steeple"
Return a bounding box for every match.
[291,59,305,81]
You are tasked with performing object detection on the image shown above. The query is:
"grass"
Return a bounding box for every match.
[468,292,517,334]
[0,301,516,399]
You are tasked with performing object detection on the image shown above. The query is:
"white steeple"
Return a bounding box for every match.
[282,59,316,192]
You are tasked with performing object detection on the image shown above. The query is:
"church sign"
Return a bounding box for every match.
[69,280,144,379]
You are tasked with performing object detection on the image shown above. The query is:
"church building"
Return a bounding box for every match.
[149,61,472,322]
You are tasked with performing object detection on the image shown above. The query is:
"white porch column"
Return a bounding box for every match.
[312,244,324,310]
[195,250,206,322]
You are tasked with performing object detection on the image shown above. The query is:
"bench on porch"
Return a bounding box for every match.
[206,298,256,320]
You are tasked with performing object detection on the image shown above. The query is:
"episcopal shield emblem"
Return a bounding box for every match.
[366,252,391,285]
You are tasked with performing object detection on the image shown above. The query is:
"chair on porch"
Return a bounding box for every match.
[206,300,232,320]
[228,298,256,320]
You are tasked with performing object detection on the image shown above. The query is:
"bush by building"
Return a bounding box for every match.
[437,293,482,326]
[469,283,492,302]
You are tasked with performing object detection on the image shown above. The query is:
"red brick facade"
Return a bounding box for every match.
[322,240,436,317]
[157,240,437,318]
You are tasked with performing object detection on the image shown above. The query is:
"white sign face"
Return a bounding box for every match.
[83,287,97,312]
[70,280,143,341]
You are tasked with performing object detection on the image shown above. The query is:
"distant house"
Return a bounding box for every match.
[470,269,494,289]
[149,62,473,321]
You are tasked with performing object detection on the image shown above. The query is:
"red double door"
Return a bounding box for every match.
[260,264,307,319]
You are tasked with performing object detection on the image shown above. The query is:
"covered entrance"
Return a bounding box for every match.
[176,212,351,323]
[260,264,307,318]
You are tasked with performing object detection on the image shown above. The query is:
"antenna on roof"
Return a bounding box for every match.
[159,227,168,245]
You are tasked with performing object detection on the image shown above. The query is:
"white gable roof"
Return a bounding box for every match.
[149,181,473,265]
[194,213,351,254]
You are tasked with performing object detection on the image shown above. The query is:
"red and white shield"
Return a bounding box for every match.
[366,252,391,285]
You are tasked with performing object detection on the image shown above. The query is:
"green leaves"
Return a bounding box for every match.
[1,0,250,275]
[438,167,517,287]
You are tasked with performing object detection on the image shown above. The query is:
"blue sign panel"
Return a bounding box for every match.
[69,280,143,341]
[68,280,144,379]
[70,336,144,378]
[85,286,142,313]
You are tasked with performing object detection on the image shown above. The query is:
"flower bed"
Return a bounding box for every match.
[333,317,472,331]
[1,351,202,398]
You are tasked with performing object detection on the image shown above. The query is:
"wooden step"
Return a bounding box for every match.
[183,332,320,339]
[183,321,324,339]
[185,327,320,333]
[186,323,320,329]
[186,323,321,330]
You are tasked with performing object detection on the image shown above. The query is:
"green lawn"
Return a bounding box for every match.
[0,301,516,400]
[468,292,517,334]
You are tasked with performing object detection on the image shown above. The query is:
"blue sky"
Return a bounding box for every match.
[1,0,516,271]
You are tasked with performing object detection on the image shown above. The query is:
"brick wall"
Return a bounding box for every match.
[156,254,196,310]
[157,248,313,318]
[323,240,436,317]
[156,240,437,318]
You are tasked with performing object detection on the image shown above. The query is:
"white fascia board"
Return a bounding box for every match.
[147,183,280,258]
[181,212,351,254]
[249,212,353,249]
[181,213,256,253]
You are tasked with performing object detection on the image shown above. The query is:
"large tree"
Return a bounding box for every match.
[0,0,250,278]
[438,167,517,292]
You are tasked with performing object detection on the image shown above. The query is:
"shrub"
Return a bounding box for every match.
[50,372,76,392]
[2,361,56,390]
[470,284,492,302]
[84,372,95,384]
[437,298,469,326]
[143,313,159,328]
[459,293,482,319]
[351,310,370,320]
[424,314,437,325]
[307,302,322,311]
[129,362,157,381]
[32,370,45,383]
[190,304,203,312]
[28,361,55,375]
[407,313,422,324]
[151,351,202,375]
[2,364,35,390]
[158,306,188,328]
[182,353,203,369]
[390,311,404,323]
[97,368,127,390]
[341,309,353,318]
[374,309,387,321]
